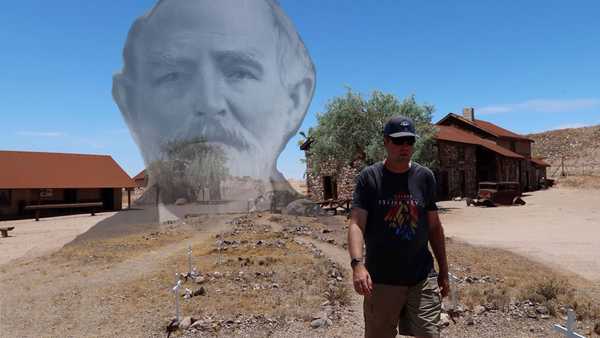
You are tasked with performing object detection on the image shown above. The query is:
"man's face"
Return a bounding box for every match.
[384,136,415,163]
[122,0,297,179]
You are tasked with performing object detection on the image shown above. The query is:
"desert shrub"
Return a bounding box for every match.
[461,287,483,310]
[484,286,511,311]
[568,297,600,320]
[324,282,351,306]
[545,299,558,317]
[521,278,569,302]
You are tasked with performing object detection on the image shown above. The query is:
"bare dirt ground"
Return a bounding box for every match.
[439,187,600,282]
[0,212,118,265]
[1,186,600,337]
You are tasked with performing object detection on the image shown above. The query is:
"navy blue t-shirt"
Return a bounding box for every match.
[352,162,438,286]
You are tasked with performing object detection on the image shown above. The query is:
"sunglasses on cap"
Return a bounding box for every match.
[388,136,416,146]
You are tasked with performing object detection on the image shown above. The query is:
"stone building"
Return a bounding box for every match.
[301,108,549,201]
[435,108,549,199]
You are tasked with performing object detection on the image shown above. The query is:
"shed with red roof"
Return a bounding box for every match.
[0,150,135,219]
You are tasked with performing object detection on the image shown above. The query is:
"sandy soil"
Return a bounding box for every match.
[439,187,600,282]
[0,212,118,265]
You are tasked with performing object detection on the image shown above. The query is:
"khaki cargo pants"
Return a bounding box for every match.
[363,277,442,338]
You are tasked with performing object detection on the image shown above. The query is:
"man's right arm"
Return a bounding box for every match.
[348,207,372,296]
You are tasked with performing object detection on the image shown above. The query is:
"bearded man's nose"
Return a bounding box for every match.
[193,78,227,118]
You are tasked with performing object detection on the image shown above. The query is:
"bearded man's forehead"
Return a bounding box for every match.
[122,0,280,76]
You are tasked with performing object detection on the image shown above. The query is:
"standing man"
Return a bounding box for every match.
[348,116,449,338]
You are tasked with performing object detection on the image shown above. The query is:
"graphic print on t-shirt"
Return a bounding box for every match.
[381,192,419,240]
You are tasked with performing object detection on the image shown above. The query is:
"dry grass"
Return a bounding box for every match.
[1,217,342,337]
[443,238,600,320]
[106,228,339,335]
[49,229,192,266]
[324,277,352,306]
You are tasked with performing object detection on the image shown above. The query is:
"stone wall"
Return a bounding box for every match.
[496,157,520,183]
[304,154,363,201]
[437,141,478,199]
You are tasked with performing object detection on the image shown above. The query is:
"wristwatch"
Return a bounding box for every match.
[350,258,362,268]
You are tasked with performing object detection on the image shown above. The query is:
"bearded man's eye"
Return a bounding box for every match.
[156,72,180,85]
[226,69,258,81]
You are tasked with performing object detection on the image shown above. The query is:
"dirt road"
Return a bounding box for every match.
[0,212,118,265]
[439,187,600,282]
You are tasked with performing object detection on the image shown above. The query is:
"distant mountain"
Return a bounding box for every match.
[527,125,600,177]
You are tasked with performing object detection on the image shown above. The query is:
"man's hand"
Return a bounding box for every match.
[352,264,373,296]
[428,210,449,298]
[438,272,449,298]
[348,208,371,296]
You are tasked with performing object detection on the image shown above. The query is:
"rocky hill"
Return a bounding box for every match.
[527,125,600,177]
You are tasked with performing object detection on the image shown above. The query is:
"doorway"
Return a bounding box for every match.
[322,176,338,200]
[101,188,115,210]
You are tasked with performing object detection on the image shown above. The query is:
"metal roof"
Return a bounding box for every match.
[133,170,146,181]
[0,150,135,189]
[437,113,534,142]
[435,125,525,159]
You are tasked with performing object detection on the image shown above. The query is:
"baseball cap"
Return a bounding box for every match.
[383,116,419,138]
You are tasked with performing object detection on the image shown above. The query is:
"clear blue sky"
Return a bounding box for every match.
[2,1,599,179]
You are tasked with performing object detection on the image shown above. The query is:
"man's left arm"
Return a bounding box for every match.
[428,210,449,298]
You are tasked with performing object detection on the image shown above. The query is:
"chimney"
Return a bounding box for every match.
[463,107,475,121]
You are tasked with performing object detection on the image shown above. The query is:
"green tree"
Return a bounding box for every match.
[148,137,229,203]
[306,89,438,175]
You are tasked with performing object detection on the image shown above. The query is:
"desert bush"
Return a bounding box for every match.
[568,297,600,320]
[324,282,351,306]
[545,299,558,317]
[483,286,511,311]
[461,287,483,310]
[521,278,568,302]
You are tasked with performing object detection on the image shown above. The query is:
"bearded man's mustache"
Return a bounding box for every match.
[179,116,252,151]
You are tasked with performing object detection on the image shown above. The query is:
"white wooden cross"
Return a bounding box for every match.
[172,275,183,322]
[448,273,460,312]
[553,309,586,338]
[216,238,224,265]
[188,244,193,276]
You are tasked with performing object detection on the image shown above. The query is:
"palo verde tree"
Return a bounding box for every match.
[305,89,438,175]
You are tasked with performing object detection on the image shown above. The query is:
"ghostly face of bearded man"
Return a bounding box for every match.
[113,0,315,182]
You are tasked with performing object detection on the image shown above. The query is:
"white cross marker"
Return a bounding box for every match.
[216,238,224,265]
[448,273,460,312]
[553,309,586,338]
[172,275,183,322]
[188,244,193,276]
